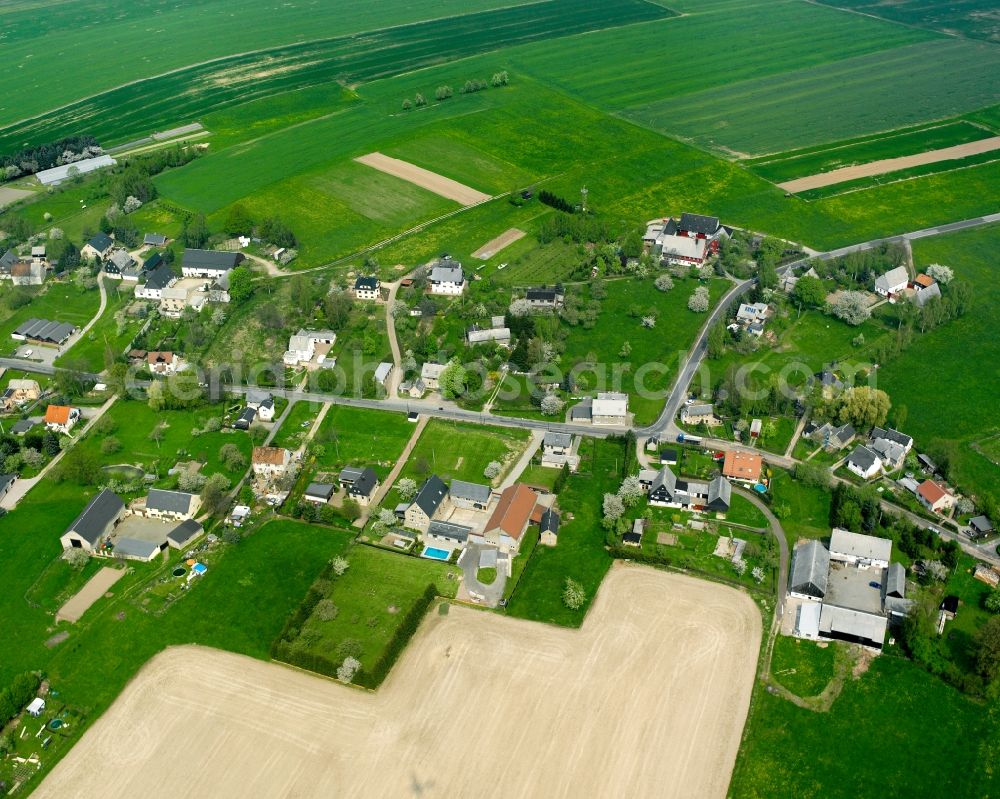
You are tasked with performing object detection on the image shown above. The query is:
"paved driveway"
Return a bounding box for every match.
[458,542,506,607]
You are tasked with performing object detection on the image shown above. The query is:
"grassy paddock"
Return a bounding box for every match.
[770,636,837,696]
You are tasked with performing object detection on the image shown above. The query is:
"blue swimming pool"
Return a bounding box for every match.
[423,547,450,561]
[754,483,767,493]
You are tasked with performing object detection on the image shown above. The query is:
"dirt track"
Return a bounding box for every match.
[355,152,491,205]
[35,564,760,799]
[472,227,526,259]
[56,566,126,623]
[778,135,1000,193]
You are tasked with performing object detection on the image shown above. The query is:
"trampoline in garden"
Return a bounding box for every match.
[49,719,64,730]
[172,567,186,577]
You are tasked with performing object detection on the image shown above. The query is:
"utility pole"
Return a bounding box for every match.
[580,186,588,214]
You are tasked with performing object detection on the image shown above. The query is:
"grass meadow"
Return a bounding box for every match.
[395,419,530,486]
[770,636,836,697]
[875,224,1000,503]
[731,654,997,798]
[312,405,415,477]
[0,281,99,352]
[56,279,143,372]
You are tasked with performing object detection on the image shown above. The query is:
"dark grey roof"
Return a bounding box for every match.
[87,232,113,252]
[650,466,677,499]
[450,479,491,504]
[543,431,573,449]
[114,537,160,559]
[354,275,379,291]
[940,595,959,614]
[183,249,241,271]
[305,482,335,500]
[146,489,196,514]
[570,401,592,421]
[848,444,879,471]
[706,475,731,511]
[14,318,75,343]
[143,263,174,290]
[143,233,167,246]
[0,249,17,271]
[66,489,125,545]
[885,562,906,599]
[526,287,561,302]
[539,507,560,534]
[413,475,448,517]
[870,427,912,449]
[143,252,163,271]
[339,466,364,483]
[427,519,470,541]
[348,467,378,498]
[622,532,642,545]
[679,212,720,236]
[790,539,829,598]
[970,515,994,534]
[234,407,256,428]
[11,420,34,434]
[662,218,678,236]
[659,448,678,463]
[913,282,941,307]
[0,473,15,493]
[167,519,203,545]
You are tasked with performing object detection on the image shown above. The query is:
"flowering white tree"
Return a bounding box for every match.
[337,656,361,683]
[618,476,644,507]
[688,286,710,312]
[602,492,625,521]
[654,274,674,292]
[540,394,565,416]
[396,477,418,501]
[331,556,350,576]
[641,315,656,328]
[752,566,765,584]
[563,578,586,610]
[509,298,532,317]
[733,559,747,576]
[829,291,871,326]
[484,461,503,479]
[926,263,954,284]
[123,195,143,214]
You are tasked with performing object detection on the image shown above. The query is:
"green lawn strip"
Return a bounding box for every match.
[730,655,993,798]
[283,544,460,674]
[396,418,530,486]
[517,464,560,491]
[270,401,322,451]
[56,279,143,372]
[311,405,414,479]
[770,473,832,546]
[477,567,497,585]
[770,636,836,696]
[726,493,769,528]
[502,525,539,602]
[505,437,617,625]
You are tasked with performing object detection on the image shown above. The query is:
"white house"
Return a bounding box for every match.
[874,266,909,297]
[182,249,242,278]
[644,213,729,266]
[916,480,955,514]
[135,263,176,300]
[283,329,337,366]
[247,390,275,421]
[81,232,114,262]
[428,261,465,295]
[146,351,184,375]
[143,489,200,521]
[354,275,380,300]
[829,528,891,569]
[591,392,628,425]
[252,446,291,476]
[44,404,80,434]
[103,249,136,280]
[846,445,882,480]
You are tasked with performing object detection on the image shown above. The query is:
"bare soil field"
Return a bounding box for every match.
[472,227,526,259]
[35,564,761,799]
[777,136,1000,192]
[55,565,126,623]
[0,185,35,209]
[354,152,492,205]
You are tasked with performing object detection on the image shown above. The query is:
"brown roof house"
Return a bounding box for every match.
[252,446,291,477]
[722,450,762,484]
[471,483,537,553]
[44,404,80,434]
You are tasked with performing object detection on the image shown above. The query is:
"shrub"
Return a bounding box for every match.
[563,578,586,610]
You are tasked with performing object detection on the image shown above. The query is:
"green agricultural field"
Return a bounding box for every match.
[0,0,543,130]
[815,0,1000,43]
[562,276,729,425]
[72,400,252,482]
[311,406,415,477]
[0,0,670,152]
[748,121,997,183]
[626,39,1000,156]
[396,419,529,486]
[482,238,586,286]
[876,224,1000,503]
[506,437,617,625]
[770,636,837,697]
[290,545,460,673]
[731,655,996,798]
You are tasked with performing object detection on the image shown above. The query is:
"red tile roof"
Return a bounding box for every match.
[917,480,948,505]
[44,405,72,425]
[485,484,537,540]
[722,450,762,481]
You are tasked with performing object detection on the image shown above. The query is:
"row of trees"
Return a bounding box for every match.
[401,71,509,110]
[1,135,99,179]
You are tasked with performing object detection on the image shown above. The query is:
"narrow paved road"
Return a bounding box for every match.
[383,280,403,397]
[733,486,789,619]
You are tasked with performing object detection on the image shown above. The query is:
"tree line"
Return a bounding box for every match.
[1,135,100,180]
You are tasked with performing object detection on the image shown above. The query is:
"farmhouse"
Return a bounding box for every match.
[869,436,906,471]
[182,249,243,278]
[648,466,731,514]
[252,446,292,476]
[354,275,380,300]
[44,404,80,434]
[2,378,40,411]
[471,483,537,553]
[870,426,913,453]
[60,489,126,552]
[103,249,136,279]
[147,351,184,375]
[680,403,716,426]
[142,489,200,521]
[283,329,337,367]
[591,392,628,425]
[450,479,492,511]
[10,260,46,286]
[304,483,335,504]
[420,362,446,390]
[400,379,425,398]
[874,266,909,297]
[12,318,75,345]
[159,286,204,318]
[722,450,762,484]
[135,263,177,300]
[344,466,379,505]
[81,232,114,261]
[916,480,954,514]
[524,286,565,310]
[829,527,891,568]
[788,539,830,601]
[541,431,579,470]
[804,421,856,451]
[539,507,561,546]
[425,519,471,547]
[404,475,451,533]
[819,605,888,650]
[428,261,465,295]
[644,212,730,266]
[912,282,942,308]
[846,445,882,480]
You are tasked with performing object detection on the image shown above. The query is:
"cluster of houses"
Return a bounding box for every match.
[60,487,204,562]
[643,212,732,267]
[0,245,49,285]
[789,528,912,651]
[303,465,381,508]
[873,265,943,308]
[570,392,630,426]
[845,426,913,479]
[732,301,771,338]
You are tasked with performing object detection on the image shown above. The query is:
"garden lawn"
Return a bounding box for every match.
[730,654,995,798]
[505,437,617,626]
[293,544,460,672]
[270,401,322,451]
[396,419,530,485]
[726,493,769,528]
[770,473,832,546]
[0,281,99,351]
[312,405,415,478]
[770,636,836,697]
[55,279,142,372]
